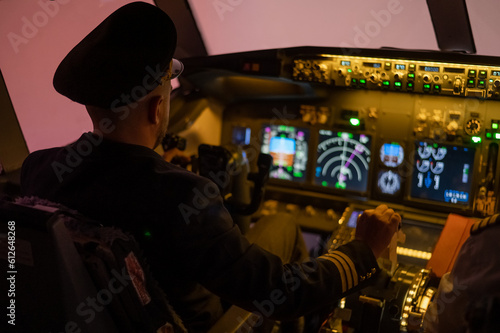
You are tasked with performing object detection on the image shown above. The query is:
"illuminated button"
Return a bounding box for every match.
[486,130,492,139]
[382,80,390,88]
[394,81,402,89]
[468,69,477,78]
[479,70,487,78]
[433,84,441,92]
[351,78,358,87]
[467,79,475,88]
[350,118,361,126]
[407,73,415,80]
[384,62,391,70]
[496,133,500,140]
[407,82,414,91]
[471,136,481,143]
[347,68,353,73]
[478,80,486,88]
[492,121,499,130]
[359,79,367,87]
[409,64,416,71]
[423,84,431,92]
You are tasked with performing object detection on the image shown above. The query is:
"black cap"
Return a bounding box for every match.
[53,2,183,109]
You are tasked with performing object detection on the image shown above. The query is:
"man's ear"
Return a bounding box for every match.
[147,95,163,124]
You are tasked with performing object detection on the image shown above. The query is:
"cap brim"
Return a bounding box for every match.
[171,58,184,79]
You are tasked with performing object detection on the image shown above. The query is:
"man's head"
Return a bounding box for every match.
[53,2,182,148]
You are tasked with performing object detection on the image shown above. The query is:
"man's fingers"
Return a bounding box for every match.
[373,204,388,214]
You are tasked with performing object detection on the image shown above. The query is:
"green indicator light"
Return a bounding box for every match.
[383,81,390,86]
[287,166,293,172]
[496,133,500,140]
[424,84,431,89]
[348,133,353,139]
[279,125,286,131]
[487,132,492,139]
[434,85,440,90]
[470,70,476,74]
[493,123,499,130]
[280,134,286,138]
[479,80,485,85]
[321,181,328,187]
[144,230,152,238]
[433,143,438,148]
[395,81,402,87]
[468,80,474,84]
[350,118,360,126]
[472,136,482,143]
[359,79,366,84]
[490,79,494,83]
[408,82,414,87]
[335,182,347,189]
[293,172,302,178]
[408,73,415,78]
[347,68,352,73]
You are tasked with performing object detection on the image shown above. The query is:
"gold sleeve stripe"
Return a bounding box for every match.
[318,255,347,293]
[488,214,499,226]
[473,215,492,233]
[330,251,358,287]
[324,252,352,290]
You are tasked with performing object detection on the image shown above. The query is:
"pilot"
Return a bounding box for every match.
[20,2,400,331]
[423,213,500,332]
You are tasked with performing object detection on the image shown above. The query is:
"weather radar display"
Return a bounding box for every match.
[315,130,372,192]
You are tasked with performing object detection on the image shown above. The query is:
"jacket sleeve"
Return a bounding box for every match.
[168,177,380,320]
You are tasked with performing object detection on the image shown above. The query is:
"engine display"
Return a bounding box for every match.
[410,142,475,205]
[260,124,309,181]
[315,130,372,193]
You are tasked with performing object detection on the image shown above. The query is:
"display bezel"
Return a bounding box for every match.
[314,129,373,196]
[406,141,477,210]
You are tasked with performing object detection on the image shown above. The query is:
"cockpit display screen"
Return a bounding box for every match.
[260,124,309,182]
[410,142,475,205]
[315,130,372,193]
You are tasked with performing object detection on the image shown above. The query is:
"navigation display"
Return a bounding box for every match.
[260,124,309,182]
[410,142,475,205]
[315,130,372,192]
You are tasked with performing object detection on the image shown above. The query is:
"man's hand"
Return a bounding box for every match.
[355,204,401,258]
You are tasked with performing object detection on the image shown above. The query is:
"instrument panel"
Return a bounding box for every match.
[214,48,500,219]
[292,54,500,100]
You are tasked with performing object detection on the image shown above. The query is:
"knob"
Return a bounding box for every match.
[305,205,316,217]
[454,78,462,94]
[494,80,500,88]
[447,120,459,132]
[394,73,403,80]
[338,69,345,77]
[417,112,427,122]
[423,75,431,83]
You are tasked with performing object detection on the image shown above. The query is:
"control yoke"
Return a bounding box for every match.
[198,144,272,216]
